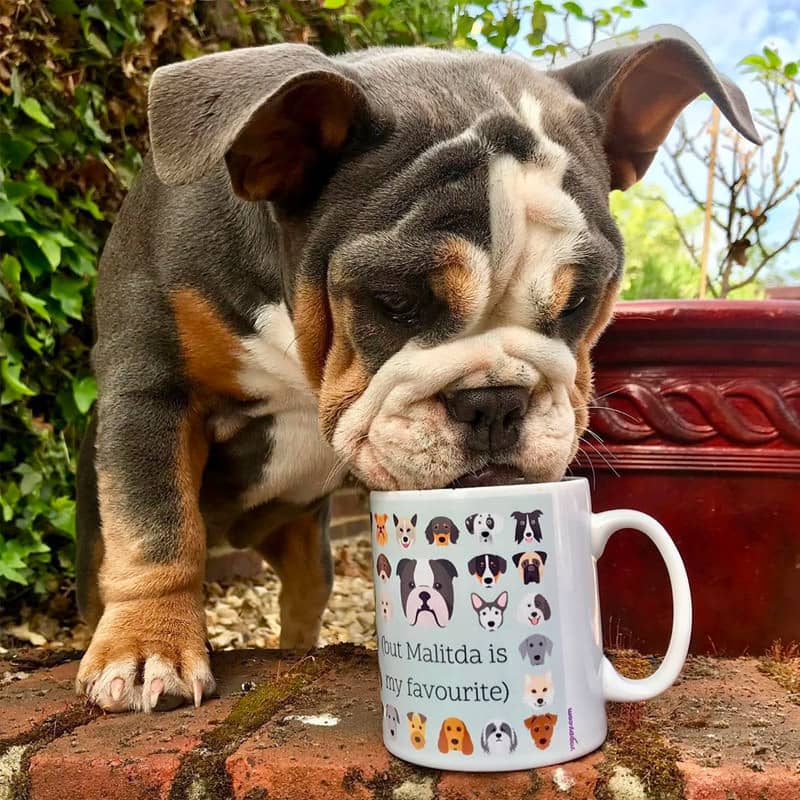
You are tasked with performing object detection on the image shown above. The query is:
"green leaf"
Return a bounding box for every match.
[631,0,646,7]
[0,200,25,223]
[784,62,798,78]
[85,30,113,58]
[322,0,347,8]
[72,375,97,414]
[563,2,585,17]
[763,46,781,69]
[49,0,80,16]
[17,464,43,496]
[1,359,35,398]
[740,55,767,69]
[1,255,22,287]
[20,98,55,129]
[35,237,62,269]
[19,291,51,321]
[50,275,84,319]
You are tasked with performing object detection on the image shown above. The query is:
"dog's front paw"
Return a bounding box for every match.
[76,593,215,713]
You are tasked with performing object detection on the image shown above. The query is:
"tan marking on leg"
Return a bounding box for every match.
[431,237,481,321]
[170,288,250,400]
[550,264,576,317]
[293,281,331,390]
[257,510,331,650]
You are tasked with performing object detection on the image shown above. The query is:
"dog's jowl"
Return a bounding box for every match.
[75,29,759,711]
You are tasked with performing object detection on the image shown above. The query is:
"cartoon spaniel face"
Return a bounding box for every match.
[438,717,473,755]
[512,550,547,584]
[523,672,554,709]
[470,591,508,631]
[516,593,551,625]
[465,513,502,544]
[383,704,400,739]
[512,510,543,544]
[397,558,458,628]
[467,554,507,587]
[374,513,389,546]
[425,516,459,546]
[376,554,392,582]
[407,712,427,749]
[519,634,554,666]
[524,713,558,749]
[480,720,518,755]
[394,514,417,549]
[379,593,392,620]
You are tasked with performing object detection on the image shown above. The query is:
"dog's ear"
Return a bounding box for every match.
[449,521,459,543]
[545,637,553,655]
[465,514,476,534]
[438,722,449,753]
[410,513,417,527]
[512,552,523,568]
[523,715,534,730]
[407,711,414,721]
[553,25,760,190]
[462,723,474,756]
[424,520,435,543]
[396,558,413,580]
[470,593,484,611]
[518,638,528,659]
[435,558,459,579]
[497,556,507,573]
[537,551,547,565]
[531,510,543,521]
[419,713,427,724]
[496,591,508,610]
[511,511,524,522]
[535,594,552,621]
[392,514,399,527]
[467,557,478,576]
[148,43,371,204]
[510,724,518,748]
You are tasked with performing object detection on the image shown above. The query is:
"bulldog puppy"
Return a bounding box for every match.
[74,27,759,711]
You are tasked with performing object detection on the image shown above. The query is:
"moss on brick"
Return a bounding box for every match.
[758,641,800,704]
[342,760,438,800]
[595,703,684,800]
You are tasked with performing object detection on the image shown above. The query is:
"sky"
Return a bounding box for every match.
[507,0,800,284]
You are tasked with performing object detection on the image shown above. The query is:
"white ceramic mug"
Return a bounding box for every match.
[370,477,691,771]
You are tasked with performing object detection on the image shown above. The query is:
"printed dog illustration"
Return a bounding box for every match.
[517,593,551,625]
[513,550,547,584]
[376,553,392,582]
[438,717,474,755]
[524,714,558,750]
[512,510,544,544]
[407,712,427,749]
[467,554,507,588]
[470,591,508,631]
[379,593,392,621]
[465,513,502,544]
[480,720,518,755]
[397,558,458,627]
[523,672,554,709]
[394,514,417,549]
[384,703,400,739]
[374,513,389,546]
[425,516,459,546]
[519,634,554,666]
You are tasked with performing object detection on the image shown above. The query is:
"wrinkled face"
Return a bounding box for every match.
[524,672,554,708]
[397,558,457,628]
[293,79,622,491]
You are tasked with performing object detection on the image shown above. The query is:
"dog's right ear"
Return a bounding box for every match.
[512,552,523,568]
[465,514,476,534]
[467,557,478,575]
[148,44,370,204]
[393,514,399,527]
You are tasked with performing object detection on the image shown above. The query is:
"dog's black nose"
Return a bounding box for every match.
[442,386,530,451]
[419,591,431,602]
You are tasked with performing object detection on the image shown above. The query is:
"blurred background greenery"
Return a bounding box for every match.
[0,0,797,612]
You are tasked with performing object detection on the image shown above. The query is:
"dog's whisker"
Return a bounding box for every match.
[579,436,620,478]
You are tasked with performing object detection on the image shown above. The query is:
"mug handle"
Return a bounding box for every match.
[591,509,692,702]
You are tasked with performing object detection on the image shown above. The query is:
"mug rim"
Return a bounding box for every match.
[369,475,588,501]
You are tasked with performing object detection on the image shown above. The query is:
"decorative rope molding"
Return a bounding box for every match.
[590,379,800,447]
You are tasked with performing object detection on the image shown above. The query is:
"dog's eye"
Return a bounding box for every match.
[559,294,585,317]
[373,290,420,324]
[409,581,415,589]
[434,582,442,590]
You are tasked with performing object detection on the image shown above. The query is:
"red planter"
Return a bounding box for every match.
[574,300,800,656]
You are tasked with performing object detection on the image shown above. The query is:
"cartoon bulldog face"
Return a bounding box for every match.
[397,557,458,627]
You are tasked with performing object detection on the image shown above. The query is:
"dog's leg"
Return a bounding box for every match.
[75,393,214,713]
[256,501,333,650]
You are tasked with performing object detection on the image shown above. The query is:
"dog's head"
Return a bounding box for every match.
[407,712,427,749]
[438,717,474,755]
[149,30,758,490]
[384,704,400,738]
[513,550,547,584]
[394,514,417,548]
[517,593,551,625]
[471,590,508,631]
[512,510,543,544]
[379,593,391,620]
[425,516,459,546]
[480,720,518,754]
[524,671,554,709]
[397,557,458,627]
[519,633,554,665]
[374,513,389,541]
[524,713,557,750]
[468,554,507,587]
[465,513,501,543]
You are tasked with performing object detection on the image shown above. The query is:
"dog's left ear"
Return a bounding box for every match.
[462,724,474,756]
[553,25,760,190]
[148,43,371,204]
[537,551,547,565]
[465,514,476,534]
[450,521,460,543]
[438,723,449,753]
